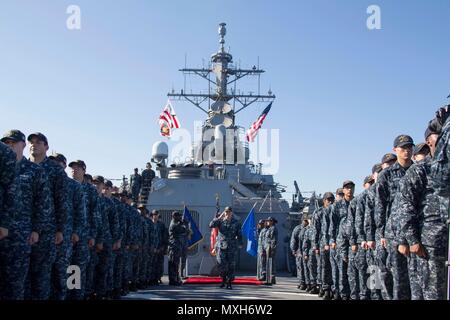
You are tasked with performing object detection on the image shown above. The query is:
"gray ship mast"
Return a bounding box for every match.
[167,23,275,165]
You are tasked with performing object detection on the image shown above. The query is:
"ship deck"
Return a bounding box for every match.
[123,273,320,300]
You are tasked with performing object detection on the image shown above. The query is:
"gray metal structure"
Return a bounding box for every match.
[146,23,295,275]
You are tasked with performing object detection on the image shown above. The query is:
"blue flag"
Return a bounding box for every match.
[241,207,257,257]
[183,206,203,249]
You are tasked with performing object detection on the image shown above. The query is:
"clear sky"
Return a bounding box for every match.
[1,0,449,200]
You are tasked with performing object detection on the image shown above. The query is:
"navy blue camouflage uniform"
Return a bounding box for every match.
[265,224,278,283]
[209,217,242,283]
[346,196,361,300]
[70,180,97,300]
[319,207,333,291]
[396,158,449,300]
[168,218,189,284]
[258,227,268,280]
[304,223,317,288]
[52,176,86,300]
[29,157,68,300]
[354,189,370,300]
[329,199,352,299]
[83,183,100,298]
[375,162,412,300]
[364,183,384,300]
[0,144,22,299]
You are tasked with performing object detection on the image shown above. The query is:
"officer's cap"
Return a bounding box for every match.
[258,219,266,224]
[69,160,86,171]
[393,135,414,148]
[224,206,232,212]
[172,211,181,218]
[49,153,67,165]
[323,192,335,201]
[364,175,375,185]
[27,132,48,145]
[381,153,397,164]
[92,175,105,184]
[425,119,441,140]
[413,143,430,156]
[151,209,159,215]
[266,216,278,224]
[342,180,355,188]
[104,180,113,188]
[1,129,26,143]
[372,163,383,174]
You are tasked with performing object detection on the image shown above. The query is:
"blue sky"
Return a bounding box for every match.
[1,0,449,199]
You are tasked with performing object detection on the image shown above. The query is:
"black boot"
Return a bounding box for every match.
[226,280,233,290]
[299,284,307,291]
[112,288,122,300]
[309,285,319,295]
[318,287,325,297]
[220,277,226,288]
[323,290,332,300]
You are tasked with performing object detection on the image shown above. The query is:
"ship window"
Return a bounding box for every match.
[157,209,201,256]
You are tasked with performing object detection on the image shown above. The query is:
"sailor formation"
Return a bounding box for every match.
[0,105,449,300]
[0,131,195,300]
[288,105,450,300]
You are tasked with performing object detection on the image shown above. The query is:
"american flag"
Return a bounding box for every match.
[246,102,272,142]
[159,100,180,137]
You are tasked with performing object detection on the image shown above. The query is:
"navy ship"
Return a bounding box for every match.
[145,23,307,275]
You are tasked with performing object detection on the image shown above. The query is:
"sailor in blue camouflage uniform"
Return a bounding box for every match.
[318,192,334,300]
[110,190,127,298]
[129,168,142,203]
[169,210,190,286]
[299,218,311,290]
[27,133,68,300]
[0,141,19,299]
[102,180,121,298]
[119,192,137,294]
[68,160,98,300]
[129,201,141,292]
[429,105,450,197]
[1,133,35,300]
[148,210,166,285]
[83,173,104,300]
[329,180,355,300]
[264,217,278,285]
[375,135,414,300]
[157,219,169,284]
[91,176,111,299]
[303,218,318,292]
[365,156,395,300]
[209,206,243,289]
[328,188,343,299]
[137,203,150,289]
[346,177,372,300]
[346,192,359,300]
[257,220,267,281]
[395,124,449,300]
[49,154,86,300]
[290,219,306,290]
[353,175,375,300]
[312,204,323,297]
